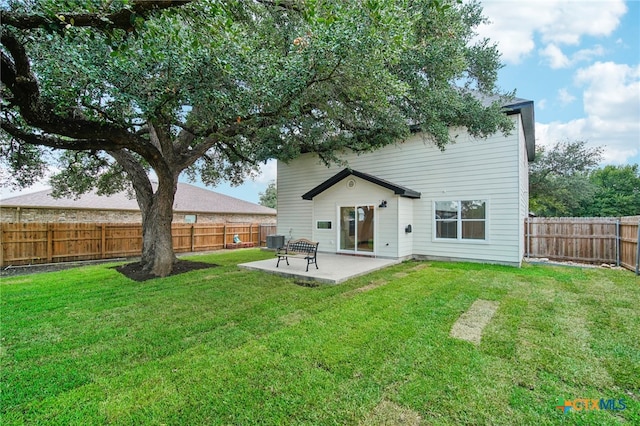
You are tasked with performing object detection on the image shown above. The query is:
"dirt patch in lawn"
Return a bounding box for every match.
[361,400,422,425]
[408,263,430,272]
[114,260,217,282]
[343,279,389,297]
[280,310,308,326]
[450,299,500,345]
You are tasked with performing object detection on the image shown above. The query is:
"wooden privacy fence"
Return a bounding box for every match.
[0,222,277,267]
[525,216,640,274]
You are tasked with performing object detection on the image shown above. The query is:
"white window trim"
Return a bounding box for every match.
[433,199,489,243]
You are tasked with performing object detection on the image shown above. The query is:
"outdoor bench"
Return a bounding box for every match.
[276,238,319,272]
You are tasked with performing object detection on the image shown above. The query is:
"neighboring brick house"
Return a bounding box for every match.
[1,182,276,224]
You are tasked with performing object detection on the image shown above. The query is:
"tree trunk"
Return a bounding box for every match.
[140,177,178,277]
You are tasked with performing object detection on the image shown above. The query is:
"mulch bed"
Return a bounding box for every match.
[114,260,218,282]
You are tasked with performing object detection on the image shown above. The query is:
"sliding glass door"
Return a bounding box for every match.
[339,205,374,253]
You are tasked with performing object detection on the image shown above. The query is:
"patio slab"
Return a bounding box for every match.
[239,252,401,284]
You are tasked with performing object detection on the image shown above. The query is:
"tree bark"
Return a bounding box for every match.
[139,175,178,277]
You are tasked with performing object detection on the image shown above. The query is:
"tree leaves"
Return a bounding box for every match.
[528,141,639,217]
[2,0,512,194]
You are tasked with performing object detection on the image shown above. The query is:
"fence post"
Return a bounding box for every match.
[249,224,253,245]
[101,224,106,259]
[190,224,195,252]
[526,216,530,259]
[47,223,53,263]
[223,224,227,249]
[615,220,620,267]
[0,223,4,268]
[636,220,639,276]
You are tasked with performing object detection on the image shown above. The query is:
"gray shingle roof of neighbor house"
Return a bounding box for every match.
[0,182,276,215]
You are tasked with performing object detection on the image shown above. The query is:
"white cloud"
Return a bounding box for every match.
[575,61,640,123]
[536,62,640,164]
[477,0,626,64]
[572,45,606,63]
[540,44,606,69]
[539,1,625,45]
[539,44,570,68]
[538,98,548,110]
[557,88,576,105]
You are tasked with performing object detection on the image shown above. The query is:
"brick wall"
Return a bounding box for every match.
[1,207,275,224]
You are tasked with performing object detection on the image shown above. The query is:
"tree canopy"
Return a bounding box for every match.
[259,181,277,209]
[529,140,639,217]
[529,140,602,217]
[587,164,640,217]
[1,0,513,276]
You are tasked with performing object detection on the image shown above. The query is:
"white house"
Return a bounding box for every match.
[276,98,535,266]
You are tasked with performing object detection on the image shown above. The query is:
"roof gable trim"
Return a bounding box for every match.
[301,169,421,200]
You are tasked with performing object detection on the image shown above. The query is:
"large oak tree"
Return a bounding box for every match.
[529,140,603,217]
[1,0,512,276]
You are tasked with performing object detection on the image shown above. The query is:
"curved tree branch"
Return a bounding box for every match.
[1,28,161,160]
[0,1,193,31]
[255,1,303,13]
[106,149,154,213]
[1,119,122,152]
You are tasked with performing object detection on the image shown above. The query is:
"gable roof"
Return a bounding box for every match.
[302,169,421,200]
[0,182,276,215]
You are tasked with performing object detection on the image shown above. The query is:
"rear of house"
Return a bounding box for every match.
[276,99,534,266]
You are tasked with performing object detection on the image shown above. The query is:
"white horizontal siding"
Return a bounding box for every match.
[312,176,393,255]
[277,115,527,265]
[398,197,414,258]
[276,162,314,240]
[374,196,399,258]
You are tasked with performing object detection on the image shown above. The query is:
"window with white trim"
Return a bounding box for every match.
[435,200,486,240]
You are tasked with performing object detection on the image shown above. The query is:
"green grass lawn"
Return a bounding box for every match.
[1,249,638,425]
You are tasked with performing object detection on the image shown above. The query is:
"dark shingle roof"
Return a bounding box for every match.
[0,182,276,215]
[302,168,421,200]
[478,95,535,162]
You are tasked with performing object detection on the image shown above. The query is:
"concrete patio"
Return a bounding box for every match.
[239,252,401,284]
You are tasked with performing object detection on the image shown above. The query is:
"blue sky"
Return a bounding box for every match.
[479,0,639,166]
[2,0,638,204]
